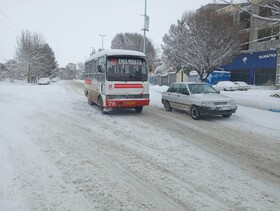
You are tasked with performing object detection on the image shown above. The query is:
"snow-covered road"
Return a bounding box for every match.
[0,81,280,211]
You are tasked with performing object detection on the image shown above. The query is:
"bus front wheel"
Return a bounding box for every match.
[135,106,143,113]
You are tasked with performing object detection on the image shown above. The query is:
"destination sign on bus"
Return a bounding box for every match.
[117,59,142,65]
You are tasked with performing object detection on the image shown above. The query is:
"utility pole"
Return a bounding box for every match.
[142,0,149,55]
[28,35,33,83]
[99,34,106,50]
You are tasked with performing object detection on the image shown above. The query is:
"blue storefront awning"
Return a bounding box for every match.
[221,50,277,84]
[222,50,277,70]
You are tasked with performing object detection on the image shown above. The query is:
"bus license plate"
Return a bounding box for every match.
[124,101,136,106]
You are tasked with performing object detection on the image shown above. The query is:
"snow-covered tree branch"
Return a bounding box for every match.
[219,0,280,22]
[162,9,240,81]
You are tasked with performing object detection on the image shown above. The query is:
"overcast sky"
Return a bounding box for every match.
[0,0,212,67]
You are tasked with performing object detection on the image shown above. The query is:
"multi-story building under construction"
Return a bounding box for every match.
[199,0,280,87]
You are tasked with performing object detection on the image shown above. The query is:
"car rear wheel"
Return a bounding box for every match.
[222,113,232,118]
[164,100,172,112]
[191,106,200,120]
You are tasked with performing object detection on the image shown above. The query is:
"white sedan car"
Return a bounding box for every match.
[38,77,51,85]
[213,81,239,91]
[234,81,251,91]
[161,82,237,120]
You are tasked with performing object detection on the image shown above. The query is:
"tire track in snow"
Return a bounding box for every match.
[143,106,280,184]
[66,80,280,209]
[29,112,189,211]
[0,135,30,211]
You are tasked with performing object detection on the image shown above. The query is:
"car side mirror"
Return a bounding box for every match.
[182,91,189,95]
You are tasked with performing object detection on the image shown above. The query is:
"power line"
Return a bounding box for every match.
[0,16,18,34]
[0,8,21,32]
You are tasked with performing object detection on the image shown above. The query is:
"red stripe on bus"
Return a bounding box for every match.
[114,84,143,88]
[85,79,92,85]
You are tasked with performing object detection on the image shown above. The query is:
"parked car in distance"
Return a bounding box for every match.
[38,77,51,85]
[233,81,251,91]
[51,77,59,82]
[213,81,239,91]
[161,82,237,120]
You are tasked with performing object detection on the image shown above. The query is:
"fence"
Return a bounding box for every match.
[149,72,176,86]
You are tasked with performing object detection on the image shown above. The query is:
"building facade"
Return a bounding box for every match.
[221,50,277,85]
[207,0,280,87]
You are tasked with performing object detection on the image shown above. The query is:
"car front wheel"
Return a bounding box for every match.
[222,113,232,118]
[164,100,172,111]
[191,106,200,120]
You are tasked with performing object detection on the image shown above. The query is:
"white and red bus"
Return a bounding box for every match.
[84,49,149,113]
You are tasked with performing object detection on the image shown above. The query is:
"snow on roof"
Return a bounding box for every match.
[189,71,198,76]
[85,49,146,63]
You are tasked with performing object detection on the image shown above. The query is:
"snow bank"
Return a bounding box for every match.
[222,89,280,112]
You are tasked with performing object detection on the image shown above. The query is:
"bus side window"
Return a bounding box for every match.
[98,57,106,73]
[85,62,91,78]
[91,60,97,79]
[97,57,105,81]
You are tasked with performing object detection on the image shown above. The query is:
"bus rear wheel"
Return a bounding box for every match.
[98,97,106,114]
[88,95,94,105]
[135,106,143,113]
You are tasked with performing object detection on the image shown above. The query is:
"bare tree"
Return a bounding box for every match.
[0,59,21,80]
[162,9,240,81]
[111,32,158,71]
[76,62,85,79]
[15,30,57,82]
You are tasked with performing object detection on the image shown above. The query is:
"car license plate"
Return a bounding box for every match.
[218,106,228,110]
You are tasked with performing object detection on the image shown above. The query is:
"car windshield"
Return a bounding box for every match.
[188,84,218,94]
[106,57,147,81]
[235,82,246,85]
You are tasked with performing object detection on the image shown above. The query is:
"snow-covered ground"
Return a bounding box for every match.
[0,80,280,210]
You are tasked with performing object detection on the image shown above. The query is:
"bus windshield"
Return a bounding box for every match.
[106,57,147,81]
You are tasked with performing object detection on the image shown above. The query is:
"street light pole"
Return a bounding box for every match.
[142,0,149,55]
[99,34,106,50]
